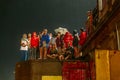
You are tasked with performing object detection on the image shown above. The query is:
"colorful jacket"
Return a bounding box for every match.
[79,31,87,46]
[63,32,73,48]
[31,32,39,48]
[40,34,50,46]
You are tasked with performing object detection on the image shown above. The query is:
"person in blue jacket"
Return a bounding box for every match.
[39,29,50,59]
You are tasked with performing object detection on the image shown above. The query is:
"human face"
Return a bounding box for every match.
[44,29,47,34]
[28,33,31,38]
[23,34,27,38]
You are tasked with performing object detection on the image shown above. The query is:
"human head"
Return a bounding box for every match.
[52,44,56,49]
[65,32,69,36]
[52,33,57,38]
[22,33,27,39]
[57,32,61,37]
[43,29,48,34]
[49,33,52,37]
[28,33,31,38]
[87,10,92,16]
[80,28,84,32]
[32,32,37,37]
[73,29,78,35]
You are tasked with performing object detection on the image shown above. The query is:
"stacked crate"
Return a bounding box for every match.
[62,61,89,80]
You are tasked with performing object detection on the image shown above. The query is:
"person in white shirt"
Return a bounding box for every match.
[20,33,28,61]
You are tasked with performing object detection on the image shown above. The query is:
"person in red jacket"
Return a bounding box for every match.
[31,32,39,59]
[63,32,73,48]
[79,28,87,47]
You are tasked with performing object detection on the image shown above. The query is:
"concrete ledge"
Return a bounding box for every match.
[15,59,62,80]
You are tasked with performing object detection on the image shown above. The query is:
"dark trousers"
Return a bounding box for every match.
[31,47,37,59]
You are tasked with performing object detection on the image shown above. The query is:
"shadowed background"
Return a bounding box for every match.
[0,0,96,80]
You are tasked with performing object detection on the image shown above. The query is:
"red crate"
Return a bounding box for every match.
[62,71,69,80]
[77,61,88,69]
[89,61,96,80]
[69,69,86,80]
[62,61,89,80]
[62,61,88,69]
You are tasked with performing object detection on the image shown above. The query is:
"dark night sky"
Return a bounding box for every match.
[1,0,96,80]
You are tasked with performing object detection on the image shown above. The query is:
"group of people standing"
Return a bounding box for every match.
[19,28,87,61]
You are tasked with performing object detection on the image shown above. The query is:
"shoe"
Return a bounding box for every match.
[44,58,47,60]
[38,58,42,59]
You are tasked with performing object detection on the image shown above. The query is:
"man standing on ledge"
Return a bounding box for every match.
[39,29,50,59]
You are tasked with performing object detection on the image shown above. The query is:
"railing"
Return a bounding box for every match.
[82,0,120,55]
